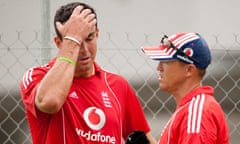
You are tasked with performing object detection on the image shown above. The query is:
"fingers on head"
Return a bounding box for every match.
[55,22,62,31]
[72,5,84,16]
[81,9,94,18]
[72,5,93,17]
[86,13,96,22]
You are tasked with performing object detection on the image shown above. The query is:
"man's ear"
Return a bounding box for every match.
[185,64,196,77]
[95,28,99,38]
[54,36,62,49]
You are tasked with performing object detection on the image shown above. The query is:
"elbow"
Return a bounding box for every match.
[35,95,64,114]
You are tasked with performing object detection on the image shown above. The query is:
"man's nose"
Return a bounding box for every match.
[157,62,163,71]
[79,42,88,51]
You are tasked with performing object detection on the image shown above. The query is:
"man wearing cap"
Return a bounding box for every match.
[142,32,229,144]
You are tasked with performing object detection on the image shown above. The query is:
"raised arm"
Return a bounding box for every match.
[35,6,97,114]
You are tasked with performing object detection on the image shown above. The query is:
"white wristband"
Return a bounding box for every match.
[63,36,81,46]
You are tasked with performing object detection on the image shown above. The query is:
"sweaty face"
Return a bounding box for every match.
[75,30,98,77]
[157,60,187,93]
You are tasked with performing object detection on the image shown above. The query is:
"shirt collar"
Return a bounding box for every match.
[178,86,214,107]
[93,62,102,76]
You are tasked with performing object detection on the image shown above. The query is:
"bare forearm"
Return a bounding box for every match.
[35,63,74,113]
[35,41,80,114]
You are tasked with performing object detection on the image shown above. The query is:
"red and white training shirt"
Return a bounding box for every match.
[158,86,229,144]
[20,58,150,144]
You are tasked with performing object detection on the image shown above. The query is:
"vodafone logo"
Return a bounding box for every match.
[83,106,106,130]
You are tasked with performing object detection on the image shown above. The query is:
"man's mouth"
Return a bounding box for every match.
[78,57,90,64]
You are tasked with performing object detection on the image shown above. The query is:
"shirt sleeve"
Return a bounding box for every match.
[19,67,45,118]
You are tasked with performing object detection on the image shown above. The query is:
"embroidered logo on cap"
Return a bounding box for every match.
[183,48,194,57]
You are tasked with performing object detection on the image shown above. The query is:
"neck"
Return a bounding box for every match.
[174,82,201,105]
[75,65,95,78]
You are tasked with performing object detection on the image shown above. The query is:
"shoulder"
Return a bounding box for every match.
[186,93,224,117]
[101,69,136,97]
[95,63,128,83]
[188,94,226,128]
[23,59,55,80]
[174,94,221,127]
[203,94,224,114]
[23,63,51,79]
[20,63,51,90]
[103,69,129,85]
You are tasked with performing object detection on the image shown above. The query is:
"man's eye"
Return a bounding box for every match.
[86,37,93,41]
[86,35,95,41]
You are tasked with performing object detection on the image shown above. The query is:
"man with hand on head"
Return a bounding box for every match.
[142,32,229,144]
[20,2,156,144]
